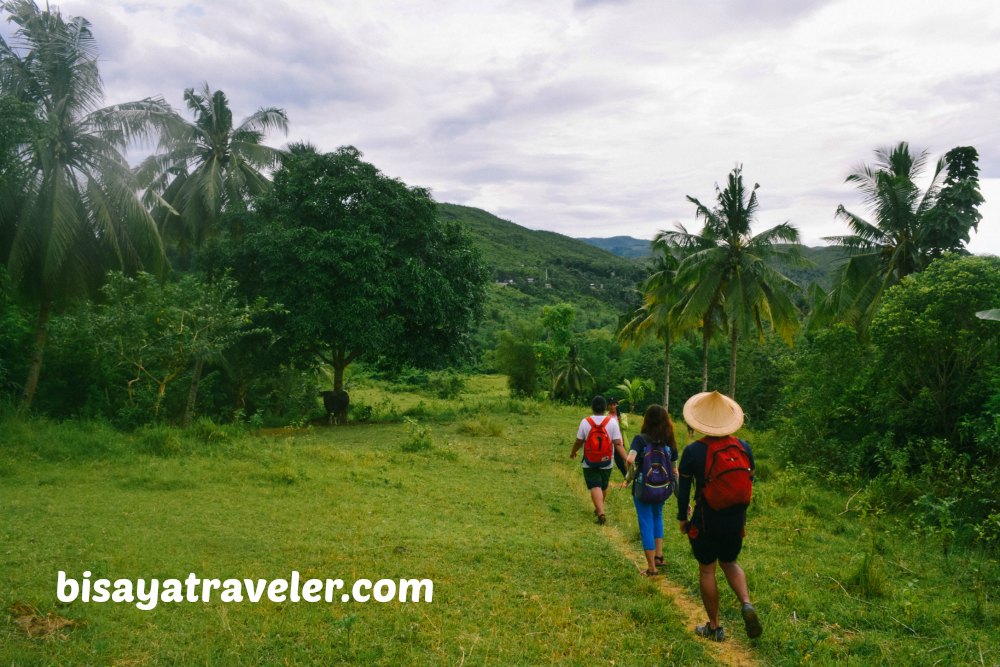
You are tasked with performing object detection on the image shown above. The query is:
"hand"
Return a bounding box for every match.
[569,451,577,459]
[618,481,629,490]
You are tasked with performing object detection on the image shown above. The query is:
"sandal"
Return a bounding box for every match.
[639,569,658,577]
[596,513,606,525]
[654,556,665,567]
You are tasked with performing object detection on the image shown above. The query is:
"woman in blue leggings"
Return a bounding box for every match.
[623,404,678,576]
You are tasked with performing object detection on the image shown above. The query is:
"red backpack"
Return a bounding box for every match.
[701,436,753,510]
[583,416,613,466]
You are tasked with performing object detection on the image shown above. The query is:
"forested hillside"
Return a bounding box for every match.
[439,203,645,310]
[580,235,850,290]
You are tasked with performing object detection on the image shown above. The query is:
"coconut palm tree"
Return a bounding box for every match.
[660,166,802,399]
[619,239,690,410]
[0,0,173,409]
[553,345,594,402]
[137,83,288,255]
[816,142,947,333]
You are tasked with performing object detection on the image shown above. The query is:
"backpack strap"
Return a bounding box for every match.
[586,416,597,429]
[598,415,612,428]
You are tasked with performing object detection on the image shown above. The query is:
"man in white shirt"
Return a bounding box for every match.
[569,395,627,524]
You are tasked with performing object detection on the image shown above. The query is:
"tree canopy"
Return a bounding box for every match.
[227,144,489,391]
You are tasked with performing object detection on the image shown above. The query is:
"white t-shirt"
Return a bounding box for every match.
[576,415,623,469]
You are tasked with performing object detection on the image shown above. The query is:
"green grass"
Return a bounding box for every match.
[2,377,998,665]
[0,382,708,665]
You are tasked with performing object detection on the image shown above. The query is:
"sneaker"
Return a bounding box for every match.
[694,621,724,642]
[741,602,763,639]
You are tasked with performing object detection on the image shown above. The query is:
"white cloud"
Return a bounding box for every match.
[6,0,1000,251]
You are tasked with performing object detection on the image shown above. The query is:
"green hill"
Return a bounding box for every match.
[577,235,652,259]
[439,203,645,310]
[578,234,850,290]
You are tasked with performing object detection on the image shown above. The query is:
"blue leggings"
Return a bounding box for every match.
[633,496,664,551]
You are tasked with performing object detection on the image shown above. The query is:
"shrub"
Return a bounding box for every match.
[401,417,433,452]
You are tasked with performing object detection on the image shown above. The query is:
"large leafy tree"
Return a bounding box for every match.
[0,0,173,409]
[924,146,983,257]
[137,84,288,256]
[228,144,488,393]
[816,143,982,333]
[660,166,802,398]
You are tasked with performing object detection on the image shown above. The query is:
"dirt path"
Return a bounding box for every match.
[554,466,758,667]
[601,521,759,667]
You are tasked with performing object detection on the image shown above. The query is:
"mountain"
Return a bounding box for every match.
[578,234,849,290]
[438,203,645,309]
[577,235,652,259]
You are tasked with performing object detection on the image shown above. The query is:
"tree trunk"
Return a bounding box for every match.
[20,298,52,412]
[662,338,671,412]
[729,326,738,399]
[183,357,205,427]
[701,326,710,392]
[333,360,345,393]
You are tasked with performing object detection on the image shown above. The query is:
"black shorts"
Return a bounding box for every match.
[583,466,612,490]
[687,512,745,564]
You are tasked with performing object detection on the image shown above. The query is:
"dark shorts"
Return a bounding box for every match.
[583,466,612,490]
[687,512,745,564]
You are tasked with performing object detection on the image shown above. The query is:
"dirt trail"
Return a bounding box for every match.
[601,521,759,667]
[554,465,758,667]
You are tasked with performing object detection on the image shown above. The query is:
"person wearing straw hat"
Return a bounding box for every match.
[677,391,763,642]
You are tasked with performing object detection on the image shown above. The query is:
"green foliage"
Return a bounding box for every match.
[495,326,539,397]
[137,84,288,257]
[0,0,178,408]
[439,203,644,311]
[660,165,803,397]
[401,417,434,452]
[226,145,489,388]
[25,272,269,425]
[551,345,594,402]
[779,255,1000,548]
[615,377,654,414]
[869,255,1000,442]
[818,143,984,333]
[924,146,984,256]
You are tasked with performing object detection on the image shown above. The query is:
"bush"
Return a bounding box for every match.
[427,371,466,398]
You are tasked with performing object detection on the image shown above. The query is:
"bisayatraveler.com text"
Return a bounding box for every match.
[56,571,433,611]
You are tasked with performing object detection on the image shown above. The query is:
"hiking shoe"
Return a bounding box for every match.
[695,622,724,642]
[741,602,763,639]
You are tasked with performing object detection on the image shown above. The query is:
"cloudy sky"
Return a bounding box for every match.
[8,0,1000,251]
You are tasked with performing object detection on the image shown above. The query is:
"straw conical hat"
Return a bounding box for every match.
[682,391,744,437]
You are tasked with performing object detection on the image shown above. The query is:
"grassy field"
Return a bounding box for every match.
[1,375,998,665]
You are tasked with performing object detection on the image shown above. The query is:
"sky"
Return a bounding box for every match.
[6,0,1000,252]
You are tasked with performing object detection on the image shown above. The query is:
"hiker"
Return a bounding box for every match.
[608,397,628,479]
[570,395,626,524]
[676,391,763,642]
[621,404,677,576]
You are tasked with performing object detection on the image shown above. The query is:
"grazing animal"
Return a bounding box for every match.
[320,389,350,425]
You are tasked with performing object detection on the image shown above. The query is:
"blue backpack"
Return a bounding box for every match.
[636,437,675,504]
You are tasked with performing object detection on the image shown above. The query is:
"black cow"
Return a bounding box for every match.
[320,389,350,425]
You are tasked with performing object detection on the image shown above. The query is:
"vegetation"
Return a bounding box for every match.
[815,142,984,333]
[657,166,803,399]
[0,0,174,409]
[1,378,997,665]
[224,144,488,393]
[1,2,998,664]
[137,83,289,259]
